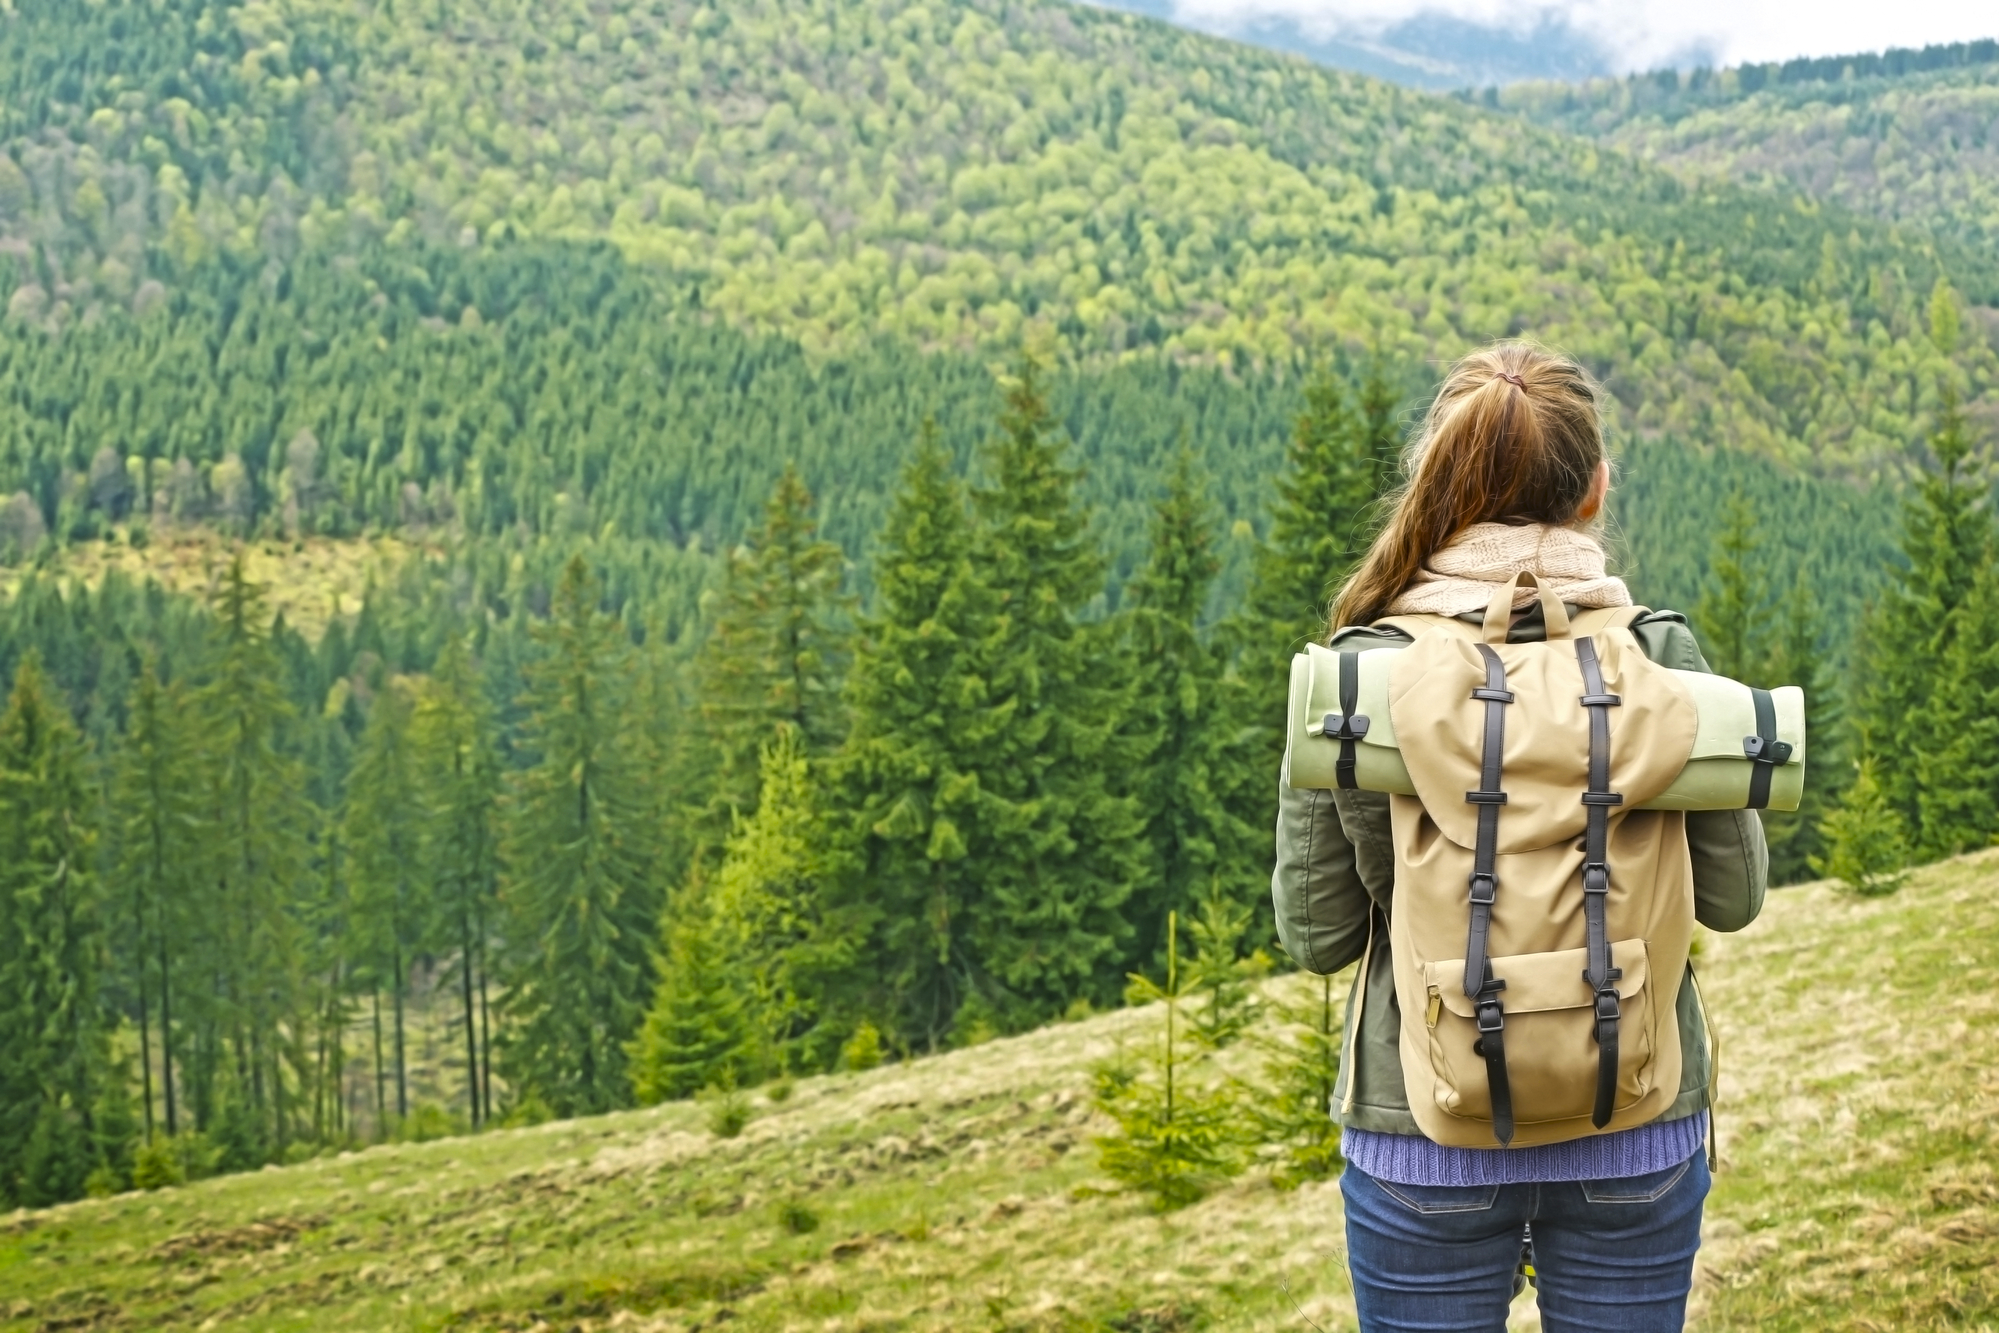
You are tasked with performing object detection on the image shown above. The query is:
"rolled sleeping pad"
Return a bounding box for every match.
[1282,642,1806,812]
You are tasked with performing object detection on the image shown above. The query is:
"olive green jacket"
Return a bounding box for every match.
[1270,604,1769,1137]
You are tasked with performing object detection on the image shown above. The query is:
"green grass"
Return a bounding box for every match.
[7,853,1999,1332]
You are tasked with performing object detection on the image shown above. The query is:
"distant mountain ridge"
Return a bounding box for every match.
[1081,1,1622,90]
[0,0,1989,484]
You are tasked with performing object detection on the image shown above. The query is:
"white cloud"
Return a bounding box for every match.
[1164,0,1998,72]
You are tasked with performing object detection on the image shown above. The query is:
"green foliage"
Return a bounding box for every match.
[692,466,853,830]
[0,653,105,1208]
[704,1086,753,1140]
[1254,975,1346,1189]
[1813,760,1913,896]
[500,557,663,1117]
[1176,883,1270,1051]
[962,362,1146,1024]
[131,1137,188,1191]
[628,873,755,1106]
[777,1200,820,1235]
[1499,46,1999,253]
[1121,452,1264,965]
[840,1021,884,1074]
[1851,385,1996,855]
[1093,914,1245,1211]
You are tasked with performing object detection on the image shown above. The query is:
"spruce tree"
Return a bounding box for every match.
[692,464,852,831]
[1121,451,1261,965]
[963,361,1146,1025]
[195,557,311,1157]
[500,556,661,1117]
[835,425,1006,1048]
[340,676,427,1127]
[1915,559,1999,855]
[1246,368,1381,661]
[1813,759,1912,896]
[109,662,208,1141]
[0,654,106,1207]
[628,871,755,1103]
[1852,380,1993,846]
[714,727,840,1073]
[411,635,503,1128]
[1759,580,1838,884]
[1695,496,1766,683]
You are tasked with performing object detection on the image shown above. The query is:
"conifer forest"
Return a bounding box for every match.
[0,0,1995,1222]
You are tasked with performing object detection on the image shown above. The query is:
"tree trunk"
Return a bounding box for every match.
[458,906,480,1128]
[372,986,386,1140]
[158,898,177,1137]
[134,885,155,1144]
[392,938,408,1121]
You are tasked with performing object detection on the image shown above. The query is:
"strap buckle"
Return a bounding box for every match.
[1472,686,1516,703]
[1467,872,1498,906]
[1582,862,1610,895]
[1321,712,1370,741]
[1592,986,1622,1030]
[1475,992,1507,1034]
[1579,692,1622,707]
[1743,734,1793,765]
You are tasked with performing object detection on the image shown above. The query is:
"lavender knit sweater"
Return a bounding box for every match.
[1342,1113,1706,1186]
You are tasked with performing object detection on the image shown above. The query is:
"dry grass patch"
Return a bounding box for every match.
[2,532,421,641]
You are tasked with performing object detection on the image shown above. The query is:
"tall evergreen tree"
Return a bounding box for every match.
[195,557,310,1159]
[0,654,105,1207]
[1759,579,1838,883]
[692,464,852,830]
[1246,369,1382,661]
[1121,450,1261,962]
[836,425,1007,1048]
[341,676,426,1128]
[109,662,207,1142]
[714,726,845,1073]
[1915,558,1999,855]
[962,361,1145,1025]
[412,636,503,1128]
[1852,380,1993,847]
[1695,496,1767,683]
[500,557,661,1117]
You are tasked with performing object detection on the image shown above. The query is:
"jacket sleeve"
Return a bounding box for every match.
[1634,610,1770,934]
[1271,781,1372,975]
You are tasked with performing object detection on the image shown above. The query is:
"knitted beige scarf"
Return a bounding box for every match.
[1386,522,1631,617]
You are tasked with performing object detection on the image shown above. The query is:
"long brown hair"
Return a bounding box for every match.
[1330,342,1607,631]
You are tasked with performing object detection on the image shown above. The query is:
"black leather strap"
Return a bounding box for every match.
[1743,687,1791,810]
[1576,638,1624,1129]
[1465,642,1514,1145]
[1334,650,1365,789]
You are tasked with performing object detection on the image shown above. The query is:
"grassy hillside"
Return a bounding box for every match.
[7,850,1996,1333]
[0,0,1992,478]
[1498,48,1999,255]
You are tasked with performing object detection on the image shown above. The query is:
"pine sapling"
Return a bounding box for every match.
[1092,912,1246,1209]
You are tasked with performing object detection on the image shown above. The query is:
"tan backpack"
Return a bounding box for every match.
[1368,573,1708,1148]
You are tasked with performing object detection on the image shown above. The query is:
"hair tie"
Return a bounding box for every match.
[1498,372,1526,389]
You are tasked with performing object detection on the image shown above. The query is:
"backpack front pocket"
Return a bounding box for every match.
[1422,939,1656,1128]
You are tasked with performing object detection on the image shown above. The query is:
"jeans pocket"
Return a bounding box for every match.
[1375,1179,1502,1216]
[1580,1156,1693,1204]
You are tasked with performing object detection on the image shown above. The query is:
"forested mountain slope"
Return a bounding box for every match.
[0,0,1992,477]
[1498,43,1999,255]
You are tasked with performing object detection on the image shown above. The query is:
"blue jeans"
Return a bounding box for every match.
[1340,1154,1710,1332]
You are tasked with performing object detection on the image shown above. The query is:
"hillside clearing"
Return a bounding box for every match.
[4,852,1997,1333]
[2,534,420,643]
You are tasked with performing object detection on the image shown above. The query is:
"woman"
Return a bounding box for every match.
[1271,341,1766,1332]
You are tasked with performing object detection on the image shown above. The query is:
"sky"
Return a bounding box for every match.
[1121,0,1998,79]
